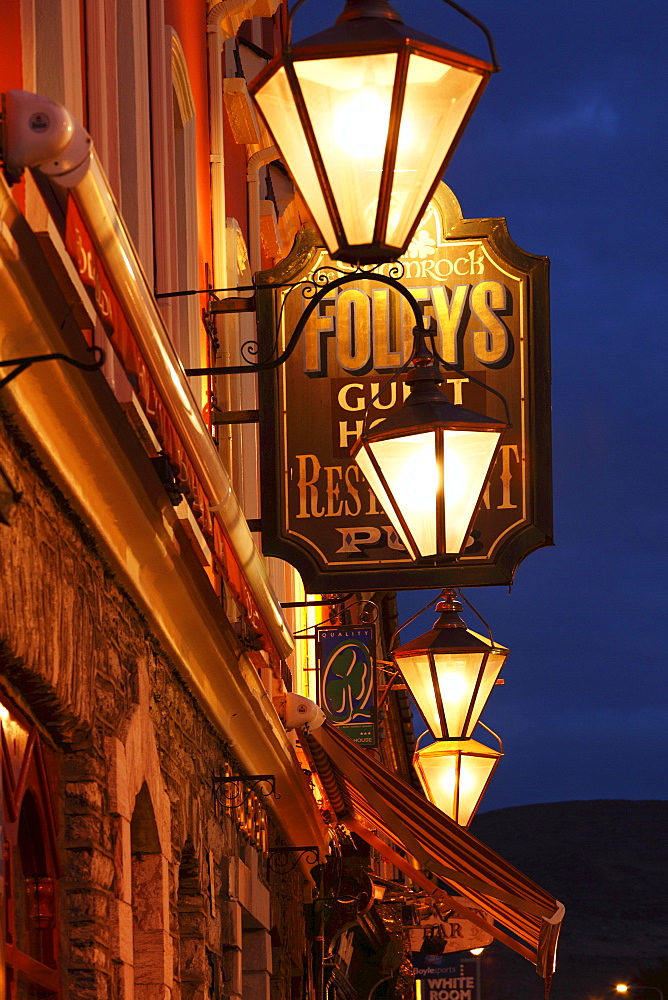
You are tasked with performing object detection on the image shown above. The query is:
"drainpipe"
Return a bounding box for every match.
[207,5,233,470]
[207,7,228,293]
[247,145,278,276]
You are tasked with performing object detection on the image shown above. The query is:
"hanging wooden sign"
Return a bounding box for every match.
[316,624,377,747]
[256,183,552,591]
[409,910,494,957]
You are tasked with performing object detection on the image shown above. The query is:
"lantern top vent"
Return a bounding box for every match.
[296,2,491,71]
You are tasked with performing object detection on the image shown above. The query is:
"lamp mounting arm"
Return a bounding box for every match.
[476,720,503,753]
[424,329,512,426]
[359,317,511,436]
[388,591,442,653]
[456,587,494,643]
[186,267,426,378]
[186,262,510,426]
[439,0,500,72]
[0,346,105,390]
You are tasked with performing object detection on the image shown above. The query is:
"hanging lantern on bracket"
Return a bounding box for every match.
[413,732,503,826]
[391,589,508,739]
[250,0,497,264]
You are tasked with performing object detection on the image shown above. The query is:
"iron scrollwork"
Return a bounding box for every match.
[186,262,424,379]
[0,346,105,390]
[266,845,320,876]
[212,773,277,808]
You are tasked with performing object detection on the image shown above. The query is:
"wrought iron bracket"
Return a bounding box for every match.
[183,266,509,422]
[280,592,353,609]
[212,408,259,425]
[266,845,320,876]
[212,773,277,808]
[0,346,105,390]
[186,265,424,377]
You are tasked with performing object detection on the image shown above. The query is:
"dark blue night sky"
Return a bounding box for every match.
[296,0,668,810]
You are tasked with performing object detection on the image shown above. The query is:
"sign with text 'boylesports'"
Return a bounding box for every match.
[413,953,479,996]
[256,184,552,591]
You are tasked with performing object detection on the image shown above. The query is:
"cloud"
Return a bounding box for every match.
[531,94,621,138]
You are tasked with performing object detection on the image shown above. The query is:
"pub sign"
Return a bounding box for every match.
[408,909,493,959]
[316,625,377,747]
[256,184,552,591]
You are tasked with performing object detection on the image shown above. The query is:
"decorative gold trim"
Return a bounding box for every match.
[207,0,281,41]
[171,31,196,125]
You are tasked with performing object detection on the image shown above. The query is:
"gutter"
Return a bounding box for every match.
[2,90,292,660]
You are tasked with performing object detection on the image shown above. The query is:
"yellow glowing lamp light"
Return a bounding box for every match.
[250,0,495,264]
[392,590,508,739]
[351,360,505,559]
[413,737,502,826]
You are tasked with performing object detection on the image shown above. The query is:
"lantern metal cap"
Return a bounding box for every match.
[296,2,493,71]
[432,588,468,629]
[394,623,490,658]
[393,590,507,658]
[414,736,503,760]
[336,0,404,24]
[354,368,505,449]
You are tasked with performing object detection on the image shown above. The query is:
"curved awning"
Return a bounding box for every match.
[306,723,563,980]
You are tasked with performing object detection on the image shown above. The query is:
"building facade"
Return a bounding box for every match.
[0,3,424,999]
[0,4,562,1000]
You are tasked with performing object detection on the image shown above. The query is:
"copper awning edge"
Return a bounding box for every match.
[345,815,535,965]
[314,725,551,916]
[537,900,565,978]
[307,725,564,977]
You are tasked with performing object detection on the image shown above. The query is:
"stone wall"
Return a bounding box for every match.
[0,407,306,1000]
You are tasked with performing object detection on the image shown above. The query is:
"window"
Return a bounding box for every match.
[1,700,60,1000]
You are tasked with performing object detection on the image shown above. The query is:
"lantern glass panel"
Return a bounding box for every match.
[432,650,486,737]
[418,750,458,820]
[394,652,441,735]
[294,53,398,247]
[415,739,501,826]
[441,428,502,553]
[388,55,482,248]
[253,66,337,249]
[366,429,438,556]
[461,636,507,737]
[353,440,416,554]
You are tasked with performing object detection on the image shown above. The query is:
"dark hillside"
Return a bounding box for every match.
[468,801,668,1000]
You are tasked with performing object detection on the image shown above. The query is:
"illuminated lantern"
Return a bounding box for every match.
[413,737,502,826]
[392,590,508,738]
[250,0,495,264]
[351,358,505,559]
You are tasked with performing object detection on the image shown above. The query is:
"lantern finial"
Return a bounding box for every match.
[432,589,467,628]
[336,0,403,24]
